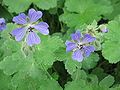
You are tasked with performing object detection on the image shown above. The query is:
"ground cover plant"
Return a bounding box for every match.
[0,0,120,90]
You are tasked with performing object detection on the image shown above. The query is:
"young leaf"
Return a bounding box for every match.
[99,75,115,88]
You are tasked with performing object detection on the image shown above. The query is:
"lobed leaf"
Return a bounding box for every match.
[60,0,113,27]
[3,0,58,13]
[102,17,120,63]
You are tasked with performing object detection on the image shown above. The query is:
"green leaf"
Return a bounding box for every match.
[110,85,120,90]
[65,0,112,14]
[3,0,31,13]
[102,17,120,63]
[0,5,12,21]
[11,73,62,90]
[55,47,82,75]
[87,74,98,85]
[99,75,115,88]
[102,41,120,63]
[92,67,107,81]
[34,0,57,10]
[1,23,17,39]
[71,69,87,81]
[106,0,120,19]
[65,80,88,90]
[38,79,62,90]
[82,53,99,70]
[0,28,63,89]
[65,71,98,90]
[60,0,113,27]
[0,23,21,60]
[0,51,29,75]
[65,59,82,75]
[54,47,67,61]
[0,49,46,78]
[60,12,82,27]
[105,19,120,41]
[65,69,109,90]
[57,0,65,8]
[0,50,48,89]
[57,49,98,74]
[0,70,11,90]
[34,35,64,69]
[37,35,64,52]
[51,72,59,80]
[34,49,55,69]
[3,0,58,13]
[11,71,47,90]
[0,39,21,61]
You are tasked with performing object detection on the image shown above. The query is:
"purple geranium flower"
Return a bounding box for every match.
[11,8,49,46]
[0,18,6,31]
[65,30,96,62]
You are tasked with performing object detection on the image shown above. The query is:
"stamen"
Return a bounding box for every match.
[77,43,83,50]
[0,22,5,26]
[29,29,33,32]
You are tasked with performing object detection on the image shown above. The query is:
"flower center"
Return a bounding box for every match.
[28,29,33,32]
[0,22,5,26]
[27,24,34,32]
[77,43,83,50]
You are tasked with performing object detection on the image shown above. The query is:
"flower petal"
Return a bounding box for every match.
[0,18,6,31]
[0,24,6,31]
[33,22,49,35]
[26,31,41,46]
[65,40,77,52]
[83,45,95,57]
[72,50,83,62]
[28,8,42,23]
[0,18,5,23]
[101,29,108,33]
[13,13,27,25]
[82,34,96,44]
[11,27,26,41]
[71,30,81,41]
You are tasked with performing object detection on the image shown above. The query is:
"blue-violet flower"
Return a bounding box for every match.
[101,28,108,33]
[11,8,49,46]
[65,30,96,62]
[0,18,6,31]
